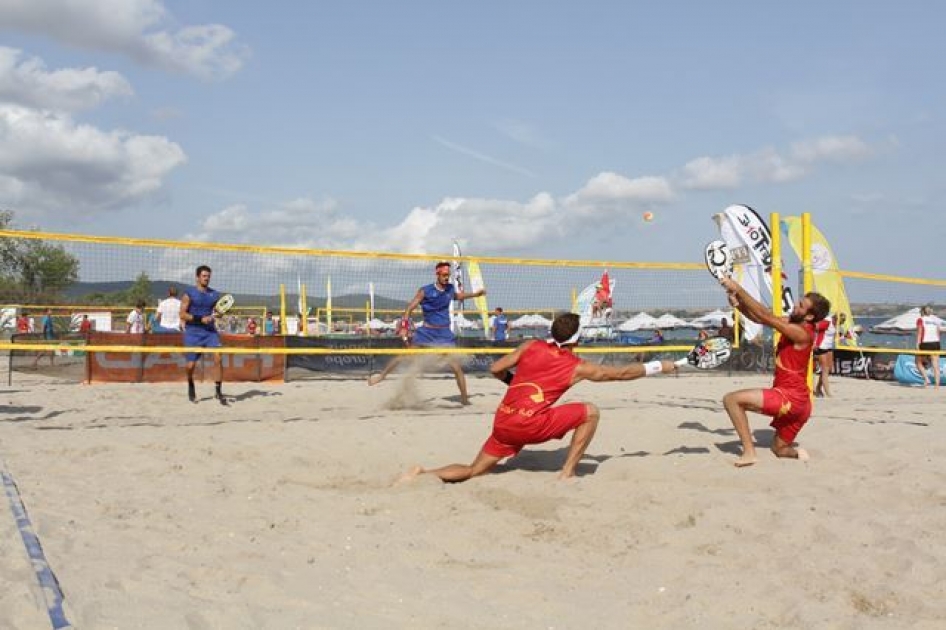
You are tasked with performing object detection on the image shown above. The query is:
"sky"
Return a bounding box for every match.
[1,0,945,278]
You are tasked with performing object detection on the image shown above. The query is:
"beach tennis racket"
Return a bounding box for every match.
[214,293,235,316]
[674,336,732,370]
[704,240,733,280]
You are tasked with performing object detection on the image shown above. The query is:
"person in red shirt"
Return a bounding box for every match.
[400,312,678,483]
[246,317,258,336]
[719,277,830,468]
[16,312,30,334]
[78,314,93,334]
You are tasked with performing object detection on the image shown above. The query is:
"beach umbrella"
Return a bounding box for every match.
[617,312,659,331]
[653,313,692,330]
[511,314,550,329]
[871,307,945,333]
[690,309,734,329]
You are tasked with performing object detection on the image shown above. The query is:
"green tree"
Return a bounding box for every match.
[123,272,153,305]
[0,209,81,302]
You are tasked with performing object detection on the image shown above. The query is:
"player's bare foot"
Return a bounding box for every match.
[796,448,810,461]
[734,455,758,468]
[460,396,471,406]
[394,465,424,485]
[557,470,578,481]
[367,374,383,386]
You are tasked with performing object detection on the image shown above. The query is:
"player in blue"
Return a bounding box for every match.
[180,265,227,404]
[368,261,485,405]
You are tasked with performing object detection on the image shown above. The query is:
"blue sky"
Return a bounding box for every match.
[1,1,944,276]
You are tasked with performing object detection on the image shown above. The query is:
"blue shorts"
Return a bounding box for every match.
[413,325,456,347]
[183,325,222,362]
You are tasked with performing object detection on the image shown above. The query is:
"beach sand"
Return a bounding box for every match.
[1,370,945,629]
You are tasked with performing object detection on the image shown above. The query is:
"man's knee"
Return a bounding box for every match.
[584,403,600,424]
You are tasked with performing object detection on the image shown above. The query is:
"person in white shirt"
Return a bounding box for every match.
[155,286,182,332]
[126,301,146,334]
[915,305,941,388]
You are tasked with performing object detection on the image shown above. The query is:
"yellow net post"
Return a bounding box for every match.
[279,284,287,335]
[300,282,308,335]
[326,276,333,333]
[802,212,814,388]
[771,212,783,350]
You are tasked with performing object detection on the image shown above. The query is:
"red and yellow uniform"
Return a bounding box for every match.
[482,341,588,458]
[762,322,815,443]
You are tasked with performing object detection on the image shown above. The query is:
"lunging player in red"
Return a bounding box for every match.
[400,312,678,482]
[719,277,830,467]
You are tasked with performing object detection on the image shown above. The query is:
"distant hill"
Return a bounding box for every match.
[63,281,407,312]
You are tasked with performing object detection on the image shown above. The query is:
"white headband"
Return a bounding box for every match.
[552,328,582,347]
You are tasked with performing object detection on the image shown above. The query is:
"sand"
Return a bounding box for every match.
[1,369,945,629]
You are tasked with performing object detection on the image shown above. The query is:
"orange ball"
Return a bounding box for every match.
[642,211,654,222]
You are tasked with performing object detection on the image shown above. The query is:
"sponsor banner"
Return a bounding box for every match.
[715,205,794,341]
[832,349,899,381]
[285,336,512,377]
[86,332,285,383]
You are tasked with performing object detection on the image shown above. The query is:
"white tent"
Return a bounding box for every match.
[367,318,395,330]
[617,312,659,331]
[653,313,692,330]
[871,307,946,334]
[510,314,552,329]
[690,309,735,329]
[445,313,479,329]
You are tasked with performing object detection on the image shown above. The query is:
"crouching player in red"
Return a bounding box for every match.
[400,312,678,483]
[719,277,831,467]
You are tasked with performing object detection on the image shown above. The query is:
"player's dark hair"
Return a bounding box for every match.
[805,292,831,323]
[550,312,580,343]
[435,261,450,271]
[196,265,212,276]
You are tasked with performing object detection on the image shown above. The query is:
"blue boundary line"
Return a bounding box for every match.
[1,462,72,629]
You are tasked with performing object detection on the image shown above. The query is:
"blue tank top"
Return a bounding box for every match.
[493,314,508,341]
[185,286,221,330]
[420,283,455,327]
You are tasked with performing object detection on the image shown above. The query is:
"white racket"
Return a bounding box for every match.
[214,293,235,316]
[704,240,733,280]
[675,336,732,370]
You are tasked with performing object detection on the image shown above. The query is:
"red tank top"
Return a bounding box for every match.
[772,321,815,402]
[500,341,581,413]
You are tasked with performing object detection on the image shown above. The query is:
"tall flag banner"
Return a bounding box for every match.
[781,216,855,343]
[713,204,794,341]
[467,260,490,338]
[450,240,464,334]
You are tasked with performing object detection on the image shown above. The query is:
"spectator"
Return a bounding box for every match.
[490,307,508,342]
[154,286,182,333]
[246,317,258,336]
[126,301,146,334]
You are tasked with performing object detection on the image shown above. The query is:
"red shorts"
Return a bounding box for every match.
[761,388,812,444]
[482,402,588,458]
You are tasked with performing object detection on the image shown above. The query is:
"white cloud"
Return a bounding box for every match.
[790,135,872,163]
[190,174,672,256]
[189,198,363,248]
[0,46,133,112]
[680,135,872,190]
[0,0,246,80]
[186,134,876,256]
[0,104,186,215]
